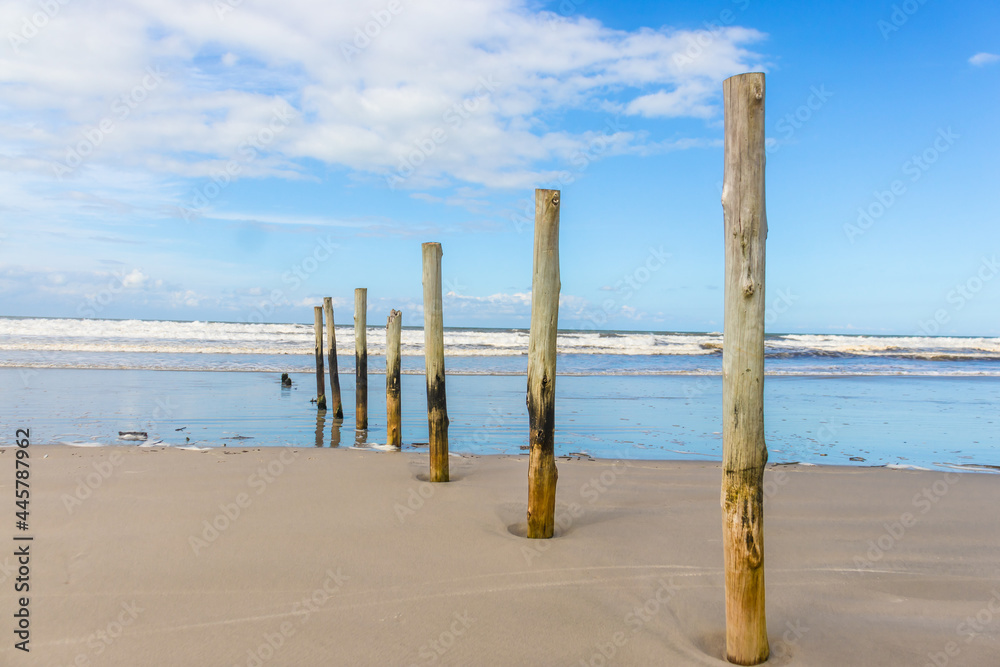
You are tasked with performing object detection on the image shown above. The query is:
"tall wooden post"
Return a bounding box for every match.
[386,309,402,449]
[323,297,344,419]
[313,306,327,411]
[422,242,449,482]
[526,189,560,539]
[355,288,368,430]
[721,71,769,666]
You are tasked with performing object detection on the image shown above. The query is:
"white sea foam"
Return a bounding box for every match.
[0,317,722,356]
[768,334,1000,360]
[886,463,931,471]
[2,317,998,374]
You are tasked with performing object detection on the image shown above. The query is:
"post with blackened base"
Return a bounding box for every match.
[721,72,769,665]
[355,288,368,430]
[422,243,449,482]
[386,309,402,449]
[324,297,344,419]
[526,188,560,539]
[313,306,327,411]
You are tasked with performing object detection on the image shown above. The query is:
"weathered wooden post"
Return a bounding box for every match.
[422,242,449,482]
[355,288,368,430]
[386,309,402,449]
[721,71,769,666]
[526,189,560,539]
[313,306,327,411]
[323,297,344,419]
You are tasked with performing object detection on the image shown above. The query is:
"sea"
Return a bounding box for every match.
[1,317,998,472]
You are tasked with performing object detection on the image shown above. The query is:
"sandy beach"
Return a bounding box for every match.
[2,445,997,666]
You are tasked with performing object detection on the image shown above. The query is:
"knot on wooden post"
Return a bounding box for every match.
[723,470,765,569]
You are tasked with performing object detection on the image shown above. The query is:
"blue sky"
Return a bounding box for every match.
[1,0,997,335]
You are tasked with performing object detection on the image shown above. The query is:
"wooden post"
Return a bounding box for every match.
[721,71,769,666]
[526,189,560,539]
[323,297,344,419]
[313,306,327,411]
[354,288,368,430]
[422,242,449,482]
[386,309,402,449]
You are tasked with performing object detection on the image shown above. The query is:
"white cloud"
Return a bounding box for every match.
[626,80,716,118]
[444,291,533,316]
[969,52,1000,67]
[171,290,202,308]
[0,0,767,194]
[120,269,148,288]
[382,289,610,323]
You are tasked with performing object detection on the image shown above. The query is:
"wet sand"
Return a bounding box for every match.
[1,445,998,665]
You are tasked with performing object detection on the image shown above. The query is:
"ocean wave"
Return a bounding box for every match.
[3,359,1000,377]
[1,318,998,367]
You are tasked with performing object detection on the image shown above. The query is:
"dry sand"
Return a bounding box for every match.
[2,445,998,666]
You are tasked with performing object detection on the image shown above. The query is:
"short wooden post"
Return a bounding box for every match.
[422,242,449,482]
[354,288,368,430]
[313,306,327,411]
[386,309,402,449]
[526,189,560,539]
[323,297,344,419]
[721,71,769,666]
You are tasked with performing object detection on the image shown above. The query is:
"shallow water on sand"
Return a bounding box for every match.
[1,368,996,472]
